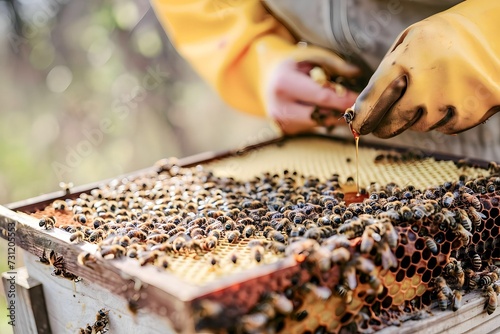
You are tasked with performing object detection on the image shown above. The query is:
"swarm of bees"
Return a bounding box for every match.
[33,157,500,333]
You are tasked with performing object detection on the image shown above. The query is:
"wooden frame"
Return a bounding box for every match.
[0,134,499,333]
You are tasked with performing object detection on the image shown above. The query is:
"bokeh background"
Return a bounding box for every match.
[0,1,273,332]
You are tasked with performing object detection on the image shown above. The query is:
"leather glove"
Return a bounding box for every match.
[351,0,500,138]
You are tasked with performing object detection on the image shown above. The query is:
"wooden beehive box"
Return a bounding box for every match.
[1,135,500,334]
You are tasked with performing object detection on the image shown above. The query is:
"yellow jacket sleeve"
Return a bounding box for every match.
[151,0,357,117]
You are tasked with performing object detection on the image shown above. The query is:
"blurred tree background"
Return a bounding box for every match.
[0,1,273,332]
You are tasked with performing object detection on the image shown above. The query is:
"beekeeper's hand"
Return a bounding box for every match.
[152,0,359,135]
[351,0,500,138]
[266,49,359,135]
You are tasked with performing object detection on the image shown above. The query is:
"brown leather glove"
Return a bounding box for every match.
[351,0,500,138]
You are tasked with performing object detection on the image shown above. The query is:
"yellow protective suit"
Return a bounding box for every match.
[150,0,358,117]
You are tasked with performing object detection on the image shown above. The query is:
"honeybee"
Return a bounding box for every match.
[100,245,126,259]
[441,192,455,208]
[471,253,482,271]
[425,237,438,255]
[437,290,449,311]
[377,210,401,224]
[303,283,332,301]
[399,206,413,221]
[341,107,354,124]
[384,221,399,249]
[270,293,293,315]
[73,214,87,225]
[452,290,463,311]
[39,216,56,230]
[49,250,65,270]
[360,225,382,253]
[251,245,265,263]
[139,250,162,266]
[468,206,486,227]
[127,229,148,241]
[338,219,365,239]
[89,230,105,243]
[38,250,50,265]
[241,313,267,333]
[70,231,85,243]
[207,253,219,267]
[323,234,351,250]
[52,200,68,211]
[171,235,188,252]
[226,230,241,244]
[484,286,498,315]
[461,193,482,211]
[268,241,286,254]
[380,243,398,270]
[268,230,286,243]
[456,208,472,232]
[77,252,96,268]
[229,251,238,264]
[330,247,351,264]
[343,264,357,290]
[127,247,138,258]
[147,233,169,243]
[285,239,319,261]
[208,229,221,240]
[243,225,256,238]
[355,256,375,275]
[454,224,472,246]
[464,268,479,291]
[201,236,218,251]
[479,272,499,288]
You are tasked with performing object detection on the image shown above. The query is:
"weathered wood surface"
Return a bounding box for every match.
[2,267,51,334]
[23,252,178,334]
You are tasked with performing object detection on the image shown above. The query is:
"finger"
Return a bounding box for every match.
[352,74,407,135]
[276,70,358,110]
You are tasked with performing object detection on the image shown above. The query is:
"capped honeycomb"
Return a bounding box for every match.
[31,137,500,333]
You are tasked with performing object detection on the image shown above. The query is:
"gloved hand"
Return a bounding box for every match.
[351,0,500,138]
[266,46,359,134]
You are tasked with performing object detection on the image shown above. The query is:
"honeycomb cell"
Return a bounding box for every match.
[490,208,499,217]
[446,230,456,242]
[416,284,427,296]
[485,219,494,230]
[414,238,425,251]
[377,287,388,300]
[408,230,417,242]
[334,305,345,317]
[427,257,437,270]
[340,312,353,323]
[401,279,411,291]
[411,252,421,264]
[382,296,393,308]
[404,288,416,300]
[421,248,431,261]
[406,265,416,278]
[432,267,442,277]
[434,232,445,244]
[401,256,411,269]
[395,246,405,258]
[422,270,432,283]
[395,270,406,282]
[441,242,451,254]
[389,284,400,296]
